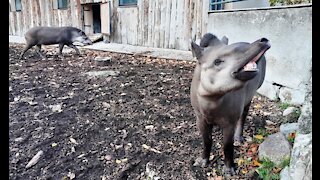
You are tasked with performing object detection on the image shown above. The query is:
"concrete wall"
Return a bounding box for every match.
[207,5,312,105]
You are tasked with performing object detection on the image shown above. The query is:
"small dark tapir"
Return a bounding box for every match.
[190,33,270,176]
[19,26,93,59]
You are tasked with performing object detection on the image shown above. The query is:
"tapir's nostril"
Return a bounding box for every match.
[260,38,268,43]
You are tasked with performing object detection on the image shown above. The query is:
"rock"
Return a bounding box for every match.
[258,132,291,166]
[280,123,298,137]
[279,87,305,105]
[257,81,280,100]
[84,70,120,78]
[280,166,290,180]
[282,107,297,116]
[297,78,312,134]
[94,56,112,66]
[287,133,312,180]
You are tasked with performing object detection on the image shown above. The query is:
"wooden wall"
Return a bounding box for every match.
[110,0,209,50]
[9,0,82,37]
[9,0,209,51]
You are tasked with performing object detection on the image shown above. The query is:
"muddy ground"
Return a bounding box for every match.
[9,43,288,180]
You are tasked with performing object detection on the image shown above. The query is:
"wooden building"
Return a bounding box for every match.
[9,0,269,51]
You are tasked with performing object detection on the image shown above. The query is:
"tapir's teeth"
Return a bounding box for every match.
[243,62,257,71]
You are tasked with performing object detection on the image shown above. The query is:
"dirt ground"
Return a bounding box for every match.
[9,43,286,180]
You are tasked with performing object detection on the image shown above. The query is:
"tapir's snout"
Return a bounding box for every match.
[232,38,271,81]
[257,38,271,49]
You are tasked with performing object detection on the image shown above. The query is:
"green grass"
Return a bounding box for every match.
[278,102,290,110]
[253,128,271,144]
[255,157,291,180]
[292,108,301,119]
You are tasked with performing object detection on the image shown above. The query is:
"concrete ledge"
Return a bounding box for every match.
[9,35,194,61]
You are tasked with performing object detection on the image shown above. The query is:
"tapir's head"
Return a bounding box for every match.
[72,29,93,45]
[191,33,270,96]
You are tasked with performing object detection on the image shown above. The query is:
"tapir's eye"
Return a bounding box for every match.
[214,59,223,66]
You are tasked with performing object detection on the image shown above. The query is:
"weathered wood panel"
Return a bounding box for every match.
[109,0,206,50]
[9,0,206,51]
[9,0,82,36]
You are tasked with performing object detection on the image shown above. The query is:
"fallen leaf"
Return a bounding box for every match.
[273,167,282,173]
[237,158,245,166]
[254,104,262,109]
[142,144,150,150]
[67,172,75,180]
[145,125,154,130]
[77,154,85,158]
[150,148,162,154]
[26,150,43,169]
[69,138,78,144]
[254,135,264,140]
[49,104,63,113]
[242,170,248,174]
[253,160,262,167]
[288,132,296,139]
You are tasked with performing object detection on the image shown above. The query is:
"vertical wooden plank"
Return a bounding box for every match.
[175,0,184,49]
[137,0,142,45]
[184,0,191,50]
[169,0,177,49]
[154,0,160,47]
[196,0,202,39]
[164,0,171,48]
[191,0,196,42]
[143,0,148,46]
[159,0,166,48]
[147,0,152,46]
[202,0,209,36]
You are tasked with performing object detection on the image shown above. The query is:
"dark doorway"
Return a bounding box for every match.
[92,4,101,33]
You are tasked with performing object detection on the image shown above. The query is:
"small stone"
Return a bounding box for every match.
[283,107,297,116]
[14,137,24,142]
[280,123,298,137]
[105,155,112,161]
[258,132,291,166]
[145,125,154,130]
[84,70,120,78]
[94,56,112,66]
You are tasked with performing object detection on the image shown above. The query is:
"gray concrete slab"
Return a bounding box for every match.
[9,35,194,61]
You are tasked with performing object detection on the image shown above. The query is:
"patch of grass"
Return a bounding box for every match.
[292,108,301,119]
[253,128,270,144]
[255,157,291,180]
[278,102,290,110]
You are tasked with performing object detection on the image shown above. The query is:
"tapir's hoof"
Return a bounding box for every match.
[223,166,236,177]
[193,157,209,167]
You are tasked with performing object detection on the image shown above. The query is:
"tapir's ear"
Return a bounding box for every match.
[221,36,229,45]
[191,42,204,60]
[200,33,221,47]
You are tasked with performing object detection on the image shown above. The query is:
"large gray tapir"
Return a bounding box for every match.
[190,33,270,176]
[19,26,93,59]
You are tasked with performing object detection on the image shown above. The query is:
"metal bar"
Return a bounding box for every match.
[210,0,246,6]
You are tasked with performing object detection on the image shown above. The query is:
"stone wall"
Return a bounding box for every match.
[207,4,312,105]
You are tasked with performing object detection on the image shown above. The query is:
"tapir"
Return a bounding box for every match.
[190,33,270,176]
[19,26,93,59]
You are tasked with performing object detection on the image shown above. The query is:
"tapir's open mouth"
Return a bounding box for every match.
[233,38,270,81]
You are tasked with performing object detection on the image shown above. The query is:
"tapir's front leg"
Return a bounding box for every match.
[234,102,251,145]
[194,117,213,167]
[223,125,236,176]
